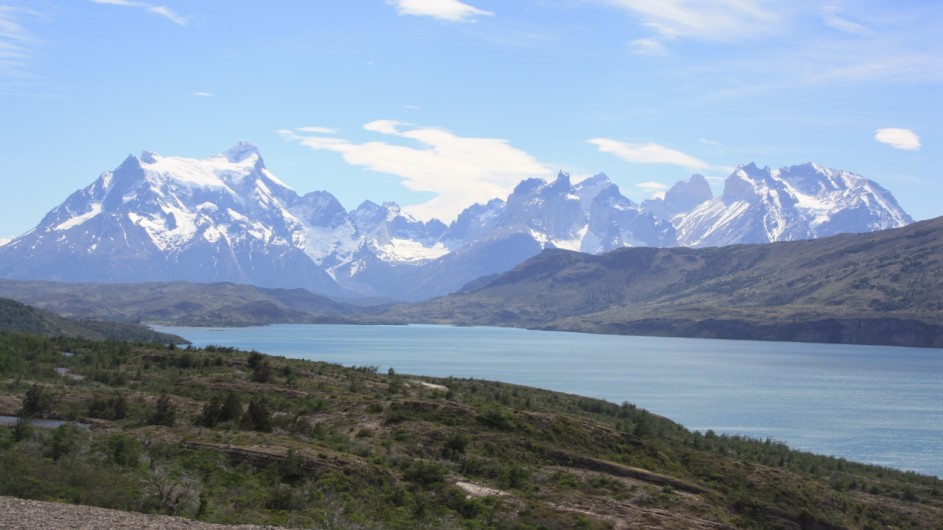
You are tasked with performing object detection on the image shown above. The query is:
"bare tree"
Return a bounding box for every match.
[142,463,200,515]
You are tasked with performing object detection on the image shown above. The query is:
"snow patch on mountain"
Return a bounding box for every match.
[55,204,103,231]
[375,238,450,263]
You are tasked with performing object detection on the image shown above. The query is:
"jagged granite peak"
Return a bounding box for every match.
[641,174,713,220]
[547,170,572,193]
[0,144,915,302]
[574,173,619,213]
[292,190,348,228]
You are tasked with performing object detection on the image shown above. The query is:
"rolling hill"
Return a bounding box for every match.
[0,297,184,343]
[0,280,369,327]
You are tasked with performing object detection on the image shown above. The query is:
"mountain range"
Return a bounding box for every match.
[0,143,912,301]
[386,216,943,347]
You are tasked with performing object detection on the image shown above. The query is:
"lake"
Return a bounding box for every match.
[153,323,943,478]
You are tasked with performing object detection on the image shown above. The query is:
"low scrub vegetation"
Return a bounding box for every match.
[1,332,941,528]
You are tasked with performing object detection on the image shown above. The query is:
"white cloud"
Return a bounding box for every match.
[296,126,339,134]
[191,91,214,97]
[699,138,721,146]
[588,138,709,170]
[390,0,494,22]
[281,122,549,221]
[363,119,403,135]
[875,128,921,151]
[91,0,191,26]
[600,0,779,42]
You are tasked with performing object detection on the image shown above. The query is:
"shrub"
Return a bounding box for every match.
[46,424,83,462]
[88,393,128,421]
[403,460,446,487]
[104,433,141,467]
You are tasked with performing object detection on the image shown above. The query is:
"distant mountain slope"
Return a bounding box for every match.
[0,297,184,343]
[387,216,943,347]
[0,280,368,327]
[0,143,913,301]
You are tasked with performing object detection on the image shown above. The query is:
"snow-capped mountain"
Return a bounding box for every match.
[673,163,912,247]
[0,143,345,295]
[444,172,674,254]
[0,144,914,301]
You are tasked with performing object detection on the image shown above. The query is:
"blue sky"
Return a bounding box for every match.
[1,0,940,239]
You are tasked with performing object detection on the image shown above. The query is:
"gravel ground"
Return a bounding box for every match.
[0,496,281,529]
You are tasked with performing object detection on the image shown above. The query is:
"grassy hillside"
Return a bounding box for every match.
[0,298,183,344]
[388,216,943,347]
[1,333,940,528]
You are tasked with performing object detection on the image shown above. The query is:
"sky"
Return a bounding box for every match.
[1,0,941,240]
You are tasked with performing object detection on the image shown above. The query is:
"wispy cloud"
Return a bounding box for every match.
[636,181,668,194]
[628,37,666,55]
[389,0,494,22]
[191,91,214,97]
[674,4,943,100]
[91,0,191,26]
[822,6,873,36]
[599,0,779,42]
[0,5,43,82]
[875,128,921,151]
[588,138,709,170]
[280,121,549,221]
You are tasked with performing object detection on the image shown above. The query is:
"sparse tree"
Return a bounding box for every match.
[20,384,52,417]
[143,463,200,515]
[241,396,272,432]
[149,393,177,426]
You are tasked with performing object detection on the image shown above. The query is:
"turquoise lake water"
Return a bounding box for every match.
[154,323,943,478]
